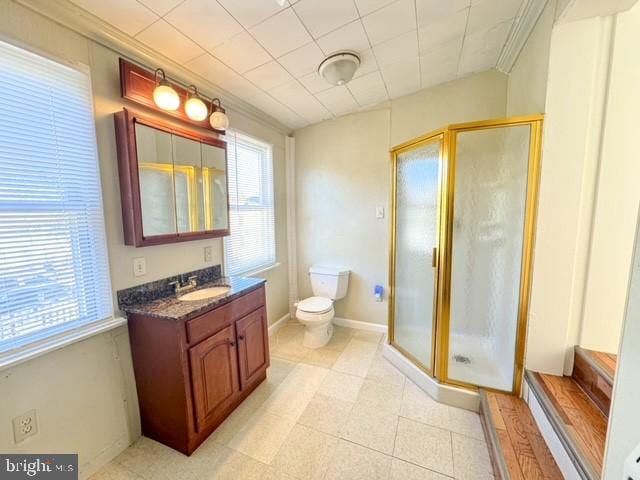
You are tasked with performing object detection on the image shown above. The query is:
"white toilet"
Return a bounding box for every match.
[296,265,350,348]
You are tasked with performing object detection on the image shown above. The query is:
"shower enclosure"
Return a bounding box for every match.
[388,116,543,394]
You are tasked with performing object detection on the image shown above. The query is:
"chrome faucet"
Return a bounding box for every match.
[169,275,198,295]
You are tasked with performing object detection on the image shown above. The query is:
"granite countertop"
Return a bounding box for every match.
[121,276,265,321]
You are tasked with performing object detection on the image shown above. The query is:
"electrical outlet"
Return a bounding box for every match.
[13,410,37,444]
[204,246,213,263]
[133,257,146,277]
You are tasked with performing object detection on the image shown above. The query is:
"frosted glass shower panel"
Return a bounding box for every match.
[393,139,442,370]
[448,125,531,391]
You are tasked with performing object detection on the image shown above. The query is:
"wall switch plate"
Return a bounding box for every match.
[376,207,385,219]
[133,257,146,277]
[13,410,37,443]
[204,246,213,263]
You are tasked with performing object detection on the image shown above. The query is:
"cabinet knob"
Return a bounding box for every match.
[229,341,235,347]
[238,335,245,341]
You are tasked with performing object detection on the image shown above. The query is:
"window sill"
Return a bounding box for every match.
[0,316,127,372]
[236,262,281,278]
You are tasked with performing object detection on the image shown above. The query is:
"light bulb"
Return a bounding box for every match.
[153,83,180,111]
[185,96,208,121]
[209,110,229,131]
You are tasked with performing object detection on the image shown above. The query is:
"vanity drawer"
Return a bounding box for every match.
[186,286,265,344]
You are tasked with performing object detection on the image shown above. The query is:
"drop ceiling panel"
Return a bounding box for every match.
[136,20,205,64]
[210,31,271,73]
[418,10,468,54]
[138,0,183,17]
[316,86,359,116]
[416,0,470,27]
[299,72,333,94]
[419,36,462,87]
[216,0,288,27]
[347,70,388,106]
[373,30,418,67]
[69,0,158,36]
[353,49,380,78]
[185,53,241,86]
[458,21,512,75]
[164,0,244,51]
[250,8,312,58]
[277,42,325,78]
[317,20,371,55]
[70,0,528,129]
[268,80,331,122]
[361,0,416,46]
[354,0,396,16]
[247,92,308,128]
[381,58,421,98]
[245,61,293,91]
[467,0,522,34]
[293,0,360,38]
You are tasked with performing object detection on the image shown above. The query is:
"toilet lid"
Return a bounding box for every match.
[297,296,333,313]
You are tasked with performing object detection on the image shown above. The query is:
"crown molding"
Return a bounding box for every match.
[497,0,549,74]
[13,0,293,136]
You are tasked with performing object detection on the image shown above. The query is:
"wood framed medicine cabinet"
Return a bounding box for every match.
[114,108,230,247]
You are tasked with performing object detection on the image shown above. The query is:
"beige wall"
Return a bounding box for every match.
[294,70,508,326]
[0,0,289,477]
[579,1,640,353]
[526,5,640,373]
[506,0,556,116]
[390,70,508,146]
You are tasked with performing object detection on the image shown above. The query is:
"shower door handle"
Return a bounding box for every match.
[432,247,437,268]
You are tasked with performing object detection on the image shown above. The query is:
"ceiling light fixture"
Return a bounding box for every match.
[274,0,287,6]
[209,98,229,131]
[318,52,360,86]
[152,68,180,111]
[185,85,208,121]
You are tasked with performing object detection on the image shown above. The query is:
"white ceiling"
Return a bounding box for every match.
[69,0,527,129]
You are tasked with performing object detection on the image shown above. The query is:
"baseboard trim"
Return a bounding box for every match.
[524,379,583,480]
[268,313,290,337]
[333,317,388,333]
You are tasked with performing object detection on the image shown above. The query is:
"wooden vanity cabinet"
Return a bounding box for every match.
[127,286,269,455]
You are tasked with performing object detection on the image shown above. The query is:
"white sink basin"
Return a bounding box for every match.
[178,286,230,302]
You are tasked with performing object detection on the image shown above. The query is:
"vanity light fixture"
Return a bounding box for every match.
[209,98,229,131]
[152,68,180,111]
[185,85,208,121]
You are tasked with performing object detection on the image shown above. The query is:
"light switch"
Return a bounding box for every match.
[204,246,213,263]
[133,257,146,277]
[375,207,385,219]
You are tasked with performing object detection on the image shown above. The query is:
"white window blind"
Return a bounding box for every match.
[0,40,113,353]
[224,131,276,276]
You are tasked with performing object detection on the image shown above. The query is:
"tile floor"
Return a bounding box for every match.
[90,323,494,480]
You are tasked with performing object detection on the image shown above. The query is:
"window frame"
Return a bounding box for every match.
[223,130,277,277]
[0,39,121,369]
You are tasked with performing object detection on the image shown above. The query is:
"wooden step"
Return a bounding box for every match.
[525,370,608,479]
[479,389,563,479]
[572,346,616,416]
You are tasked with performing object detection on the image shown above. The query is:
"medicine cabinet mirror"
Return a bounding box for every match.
[114,108,229,246]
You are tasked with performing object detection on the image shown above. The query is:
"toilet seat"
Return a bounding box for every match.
[296,296,333,314]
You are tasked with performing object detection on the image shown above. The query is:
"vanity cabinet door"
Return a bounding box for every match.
[189,325,240,431]
[236,307,270,390]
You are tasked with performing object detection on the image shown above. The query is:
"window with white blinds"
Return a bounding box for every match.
[223,131,276,276]
[0,40,113,353]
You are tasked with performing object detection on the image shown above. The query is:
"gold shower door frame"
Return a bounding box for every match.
[388,132,445,377]
[388,115,544,395]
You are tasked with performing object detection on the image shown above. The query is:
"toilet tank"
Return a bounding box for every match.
[309,265,350,300]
